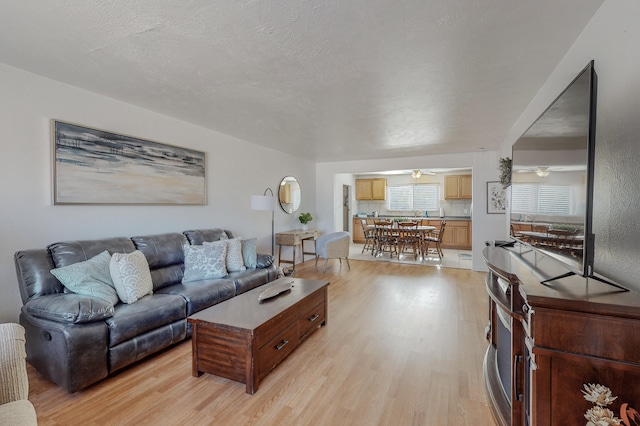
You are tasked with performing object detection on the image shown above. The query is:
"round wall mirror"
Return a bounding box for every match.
[278,176,301,214]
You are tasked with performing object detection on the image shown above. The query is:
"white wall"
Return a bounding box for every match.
[316,151,506,271]
[500,0,640,291]
[0,64,316,322]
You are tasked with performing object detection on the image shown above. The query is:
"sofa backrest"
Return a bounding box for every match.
[14,229,243,304]
[14,237,136,304]
[131,233,188,291]
[182,228,233,245]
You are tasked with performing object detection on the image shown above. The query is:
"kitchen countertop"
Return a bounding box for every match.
[354,215,471,220]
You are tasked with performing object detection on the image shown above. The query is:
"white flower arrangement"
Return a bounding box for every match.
[581,383,640,426]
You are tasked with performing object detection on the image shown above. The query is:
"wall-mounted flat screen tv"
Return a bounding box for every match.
[510,61,597,281]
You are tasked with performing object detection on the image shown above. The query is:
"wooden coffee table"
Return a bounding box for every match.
[187,277,329,394]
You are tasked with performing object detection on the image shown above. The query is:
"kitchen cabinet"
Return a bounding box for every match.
[442,220,471,249]
[444,175,472,199]
[352,217,373,243]
[355,178,386,200]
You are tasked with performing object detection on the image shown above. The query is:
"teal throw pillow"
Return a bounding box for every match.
[241,238,258,269]
[50,250,119,306]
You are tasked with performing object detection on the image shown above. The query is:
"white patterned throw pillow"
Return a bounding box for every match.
[225,237,246,272]
[109,251,154,304]
[205,238,245,272]
[182,242,228,283]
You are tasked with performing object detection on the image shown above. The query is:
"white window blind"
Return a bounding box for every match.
[511,184,573,215]
[388,184,439,211]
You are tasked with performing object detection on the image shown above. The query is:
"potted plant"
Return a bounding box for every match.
[499,157,512,188]
[299,212,313,231]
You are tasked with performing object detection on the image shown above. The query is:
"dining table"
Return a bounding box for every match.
[368,223,437,257]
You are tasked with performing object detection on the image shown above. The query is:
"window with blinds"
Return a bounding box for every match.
[388,184,439,211]
[511,184,573,215]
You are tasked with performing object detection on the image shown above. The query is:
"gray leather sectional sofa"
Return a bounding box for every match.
[13,228,277,393]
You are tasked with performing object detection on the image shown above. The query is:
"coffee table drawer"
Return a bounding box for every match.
[299,301,326,338]
[258,322,299,379]
[255,305,300,349]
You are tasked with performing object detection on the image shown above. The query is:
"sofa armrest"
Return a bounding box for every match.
[256,254,274,269]
[0,400,38,425]
[0,323,29,404]
[23,294,114,324]
[20,312,109,393]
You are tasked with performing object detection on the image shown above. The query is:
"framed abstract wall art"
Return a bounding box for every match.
[487,181,506,214]
[52,120,206,205]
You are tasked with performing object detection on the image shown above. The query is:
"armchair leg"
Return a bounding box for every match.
[345,257,350,270]
[323,259,329,272]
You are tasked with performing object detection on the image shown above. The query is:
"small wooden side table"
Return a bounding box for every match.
[276,229,319,269]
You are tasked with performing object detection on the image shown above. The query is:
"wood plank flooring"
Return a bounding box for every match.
[27,259,496,426]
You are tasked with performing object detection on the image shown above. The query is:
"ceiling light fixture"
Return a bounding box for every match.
[411,169,423,179]
[535,167,550,177]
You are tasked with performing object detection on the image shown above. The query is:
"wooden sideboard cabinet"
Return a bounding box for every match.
[483,245,640,426]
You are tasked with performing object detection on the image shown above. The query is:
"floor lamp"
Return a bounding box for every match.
[250,188,276,256]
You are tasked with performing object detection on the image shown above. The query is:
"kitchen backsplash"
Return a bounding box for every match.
[356,198,472,218]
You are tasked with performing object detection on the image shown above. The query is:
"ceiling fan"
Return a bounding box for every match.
[411,169,435,179]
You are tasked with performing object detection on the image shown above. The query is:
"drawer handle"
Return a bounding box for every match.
[276,340,289,351]
[309,314,320,322]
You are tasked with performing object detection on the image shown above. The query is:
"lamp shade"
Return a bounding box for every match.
[251,194,276,211]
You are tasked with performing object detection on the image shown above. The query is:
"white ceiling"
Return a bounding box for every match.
[0,0,603,162]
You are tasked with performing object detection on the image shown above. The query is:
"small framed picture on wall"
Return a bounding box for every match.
[487,181,506,214]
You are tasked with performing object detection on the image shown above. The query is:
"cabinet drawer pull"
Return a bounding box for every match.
[309,314,320,322]
[276,340,289,351]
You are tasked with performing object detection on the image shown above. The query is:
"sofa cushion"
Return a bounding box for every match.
[109,251,154,304]
[182,243,227,283]
[22,294,114,323]
[48,237,136,268]
[108,320,186,373]
[50,250,119,306]
[156,278,236,316]
[131,233,187,290]
[230,268,269,295]
[105,294,186,347]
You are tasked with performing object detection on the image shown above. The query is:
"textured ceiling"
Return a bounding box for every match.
[0,0,603,162]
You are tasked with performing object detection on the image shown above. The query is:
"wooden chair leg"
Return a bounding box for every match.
[345,257,350,269]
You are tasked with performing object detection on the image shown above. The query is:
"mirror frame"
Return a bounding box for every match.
[278,176,301,214]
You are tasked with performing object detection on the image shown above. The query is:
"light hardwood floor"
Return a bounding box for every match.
[27,259,496,426]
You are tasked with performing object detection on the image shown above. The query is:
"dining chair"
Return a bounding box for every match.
[396,221,420,260]
[374,220,397,257]
[360,219,376,254]
[423,220,446,259]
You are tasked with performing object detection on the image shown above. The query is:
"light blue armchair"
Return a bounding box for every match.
[315,231,351,272]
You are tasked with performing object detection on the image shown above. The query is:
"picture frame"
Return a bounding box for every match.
[487,181,506,214]
[52,120,206,205]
